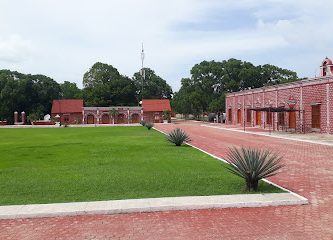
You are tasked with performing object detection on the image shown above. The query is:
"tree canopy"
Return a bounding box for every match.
[60,81,82,99]
[172,59,298,115]
[133,68,173,100]
[0,70,61,123]
[83,62,137,106]
[0,58,298,123]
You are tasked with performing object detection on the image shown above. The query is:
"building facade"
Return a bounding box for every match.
[51,99,84,124]
[142,99,172,123]
[225,58,333,134]
[51,99,171,125]
[83,107,142,124]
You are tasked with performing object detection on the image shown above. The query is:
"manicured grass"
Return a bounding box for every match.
[0,127,283,205]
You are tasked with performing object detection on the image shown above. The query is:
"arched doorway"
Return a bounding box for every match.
[131,114,140,123]
[86,114,95,124]
[117,113,126,124]
[101,114,110,124]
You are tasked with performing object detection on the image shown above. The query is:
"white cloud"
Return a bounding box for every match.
[0,0,332,90]
[0,35,32,62]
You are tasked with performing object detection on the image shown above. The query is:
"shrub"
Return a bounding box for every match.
[140,120,147,126]
[208,113,216,122]
[163,110,171,121]
[224,147,284,192]
[145,121,154,130]
[167,128,191,146]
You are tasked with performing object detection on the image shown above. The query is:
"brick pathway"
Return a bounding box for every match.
[1,124,332,240]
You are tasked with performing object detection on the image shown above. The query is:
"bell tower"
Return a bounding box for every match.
[320,57,333,77]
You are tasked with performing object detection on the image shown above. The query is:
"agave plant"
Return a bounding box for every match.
[140,120,147,126]
[167,128,191,146]
[145,121,154,130]
[225,147,284,191]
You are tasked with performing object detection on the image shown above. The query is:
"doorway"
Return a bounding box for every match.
[237,109,241,124]
[266,112,273,125]
[289,112,296,129]
[228,109,232,122]
[87,114,95,124]
[101,114,110,124]
[255,111,261,125]
[311,105,321,129]
[117,113,126,124]
[131,114,140,123]
[246,109,251,123]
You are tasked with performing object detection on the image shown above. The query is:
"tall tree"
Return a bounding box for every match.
[133,68,173,100]
[83,62,137,106]
[0,70,61,123]
[172,59,298,115]
[60,81,82,99]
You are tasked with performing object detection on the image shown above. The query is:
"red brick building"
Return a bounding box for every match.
[225,57,333,134]
[142,99,172,123]
[51,99,83,124]
[83,107,142,124]
[51,99,171,125]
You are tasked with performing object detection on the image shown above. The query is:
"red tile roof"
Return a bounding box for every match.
[142,99,171,112]
[51,99,83,114]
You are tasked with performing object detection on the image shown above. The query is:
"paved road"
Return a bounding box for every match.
[1,123,332,240]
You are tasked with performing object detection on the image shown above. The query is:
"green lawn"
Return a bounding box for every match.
[0,127,283,205]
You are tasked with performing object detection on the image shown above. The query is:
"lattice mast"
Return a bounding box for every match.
[140,43,145,99]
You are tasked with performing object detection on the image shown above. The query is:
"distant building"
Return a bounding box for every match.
[225,57,333,134]
[51,99,171,124]
[142,99,172,123]
[51,99,84,124]
[83,106,142,124]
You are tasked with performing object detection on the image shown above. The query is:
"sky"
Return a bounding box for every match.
[0,0,332,91]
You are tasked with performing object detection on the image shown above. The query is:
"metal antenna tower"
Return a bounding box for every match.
[140,43,145,98]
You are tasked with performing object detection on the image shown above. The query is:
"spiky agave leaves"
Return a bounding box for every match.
[145,121,154,130]
[167,128,191,146]
[225,147,284,191]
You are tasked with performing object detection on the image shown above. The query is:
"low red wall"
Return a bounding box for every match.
[32,121,55,125]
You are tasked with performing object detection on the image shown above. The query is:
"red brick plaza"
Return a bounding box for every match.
[226,57,333,134]
[1,123,332,240]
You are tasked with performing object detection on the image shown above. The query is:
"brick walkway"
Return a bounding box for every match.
[1,124,332,240]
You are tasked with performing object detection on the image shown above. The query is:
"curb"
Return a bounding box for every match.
[0,193,307,220]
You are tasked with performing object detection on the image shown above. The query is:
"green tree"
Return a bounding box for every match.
[172,59,298,115]
[133,68,173,100]
[31,74,61,115]
[60,81,82,99]
[0,70,61,123]
[83,62,137,106]
[109,77,137,106]
[259,64,298,86]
